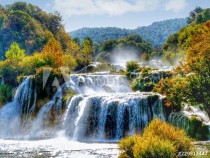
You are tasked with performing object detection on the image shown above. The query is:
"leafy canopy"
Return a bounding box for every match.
[5,42,25,62]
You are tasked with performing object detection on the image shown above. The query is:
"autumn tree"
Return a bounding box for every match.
[42,38,64,68]
[157,21,210,116]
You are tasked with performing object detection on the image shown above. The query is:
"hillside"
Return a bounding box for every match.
[70,27,130,44]
[0,2,79,58]
[70,18,187,46]
[133,18,187,46]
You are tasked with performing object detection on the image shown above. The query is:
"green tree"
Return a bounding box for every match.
[0,84,13,105]
[5,42,25,62]
[186,6,203,24]
[80,37,94,66]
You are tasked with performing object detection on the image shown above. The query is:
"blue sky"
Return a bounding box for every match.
[1,0,210,31]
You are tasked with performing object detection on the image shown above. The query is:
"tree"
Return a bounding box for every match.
[46,11,62,35]
[5,42,25,62]
[80,37,94,66]
[186,6,203,24]
[160,21,210,116]
[62,54,77,70]
[73,37,80,46]
[42,38,64,68]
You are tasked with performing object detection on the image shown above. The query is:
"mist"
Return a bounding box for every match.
[110,48,139,66]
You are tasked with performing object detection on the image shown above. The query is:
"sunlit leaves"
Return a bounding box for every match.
[5,42,25,62]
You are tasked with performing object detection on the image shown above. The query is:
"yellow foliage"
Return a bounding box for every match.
[62,54,77,70]
[19,52,45,75]
[118,119,194,158]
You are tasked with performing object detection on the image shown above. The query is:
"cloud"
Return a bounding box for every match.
[53,0,187,17]
[165,0,187,12]
[53,0,160,17]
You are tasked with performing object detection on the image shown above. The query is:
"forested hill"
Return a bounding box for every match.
[70,18,187,46]
[0,2,79,58]
[70,27,130,44]
[133,18,187,46]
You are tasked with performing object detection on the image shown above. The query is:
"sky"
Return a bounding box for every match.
[1,0,210,31]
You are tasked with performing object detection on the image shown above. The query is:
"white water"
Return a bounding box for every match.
[63,92,165,141]
[0,137,119,158]
[0,77,36,138]
[0,74,166,157]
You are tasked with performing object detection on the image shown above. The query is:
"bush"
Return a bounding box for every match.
[19,52,46,75]
[0,84,13,107]
[131,79,155,92]
[125,61,140,79]
[126,61,140,73]
[0,60,19,86]
[188,116,209,141]
[118,119,194,158]
[132,70,172,92]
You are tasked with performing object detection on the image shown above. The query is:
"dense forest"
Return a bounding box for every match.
[70,18,187,47]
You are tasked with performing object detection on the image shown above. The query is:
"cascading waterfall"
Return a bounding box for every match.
[0,74,166,141]
[0,77,37,138]
[29,85,64,138]
[63,92,165,141]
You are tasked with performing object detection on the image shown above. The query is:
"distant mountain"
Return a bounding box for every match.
[70,27,130,44]
[132,18,187,46]
[70,18,187,46]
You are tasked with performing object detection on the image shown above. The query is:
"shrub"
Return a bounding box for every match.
[141,53,151,61]
[153,77,187,110]
[0,84,13,107]
[188,116,209,141]
[118,119,194,158]
[125,61,140,79]
[126,61,140,73]
[119,136,137,158]
[0,60,19,86]
[19,52,46,75]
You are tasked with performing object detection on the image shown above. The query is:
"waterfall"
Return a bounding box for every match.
[168,112,190,133]
[63,92,165,141]
[29,85,64,138]
[0,73,166,141]
[168,107,210,139]
[0,77,37,138]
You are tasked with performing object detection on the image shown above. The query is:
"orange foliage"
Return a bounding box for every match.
[42,37,64,68]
